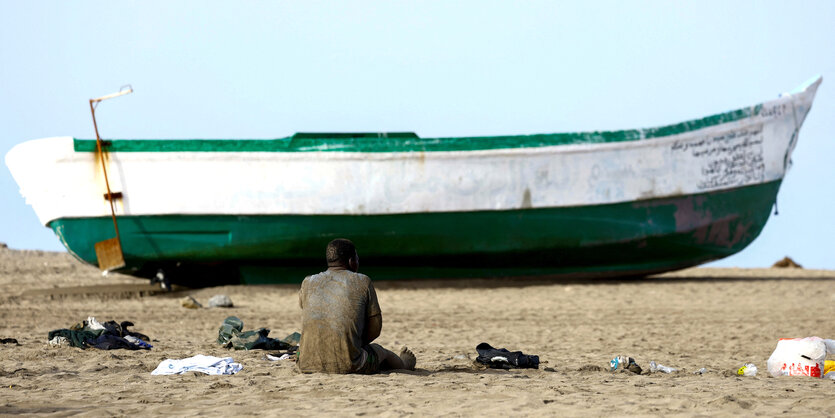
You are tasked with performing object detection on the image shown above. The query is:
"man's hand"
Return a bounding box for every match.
[363,314,382,345]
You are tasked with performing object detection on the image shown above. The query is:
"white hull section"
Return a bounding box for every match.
[5,78,820,226]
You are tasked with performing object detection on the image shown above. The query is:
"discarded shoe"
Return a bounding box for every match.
[475,343,539,369]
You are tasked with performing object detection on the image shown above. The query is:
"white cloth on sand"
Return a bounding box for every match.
[85,317,105,331]
[151,355,242,375]
[48,336,70,347]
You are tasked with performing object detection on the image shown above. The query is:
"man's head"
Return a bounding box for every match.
[326,238,359,272]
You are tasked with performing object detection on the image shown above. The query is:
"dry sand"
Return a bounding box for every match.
[1,246,834,416]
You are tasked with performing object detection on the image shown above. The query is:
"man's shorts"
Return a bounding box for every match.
[354,343,386,374]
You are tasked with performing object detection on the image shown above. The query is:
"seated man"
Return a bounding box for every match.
[298,238,416,374]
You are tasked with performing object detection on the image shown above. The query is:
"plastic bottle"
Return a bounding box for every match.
[649,361,678,373]
[737,363,758,376]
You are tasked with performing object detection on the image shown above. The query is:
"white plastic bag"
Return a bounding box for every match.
[766,337,834,378]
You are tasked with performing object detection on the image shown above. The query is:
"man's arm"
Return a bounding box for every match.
[363,278,382,345]
[363,313,381,345]
[298,281,305,309]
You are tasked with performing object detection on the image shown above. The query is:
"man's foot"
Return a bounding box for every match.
[399,346,417,370]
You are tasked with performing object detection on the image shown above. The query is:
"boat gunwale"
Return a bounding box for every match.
[71,103,769,154]
[62,113,770,162]
[69,75,822,154]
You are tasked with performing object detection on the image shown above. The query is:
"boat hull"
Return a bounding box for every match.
[6,77,821,285]
[49,180,780,284]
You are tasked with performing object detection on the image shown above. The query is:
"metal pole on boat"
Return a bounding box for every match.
[89,85,133,273]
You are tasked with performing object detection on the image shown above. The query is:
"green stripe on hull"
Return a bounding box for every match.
[72,105,760,154]
[49,180,780,285]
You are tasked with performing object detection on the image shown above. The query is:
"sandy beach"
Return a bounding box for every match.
[1,245,834,416]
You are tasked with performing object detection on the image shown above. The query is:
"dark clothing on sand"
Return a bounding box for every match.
[298,269,381,373]
[216,316,298,351]
[475,343,540,369]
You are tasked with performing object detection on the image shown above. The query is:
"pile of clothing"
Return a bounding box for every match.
[217,316,299,352]
[48,317,152,350]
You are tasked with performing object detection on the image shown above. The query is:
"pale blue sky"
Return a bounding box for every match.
[1,1,833,268]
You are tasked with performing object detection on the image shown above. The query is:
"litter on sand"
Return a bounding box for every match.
[737,363,758,376]
[265,353,293,361]
[474,343,539,369]
[609,355,642,374]
[767,336,835,378]
[180,295,234,309]
[151,355,242,375]
[649,361,678,374]
[180,296,203,309]
[208,294,234,308]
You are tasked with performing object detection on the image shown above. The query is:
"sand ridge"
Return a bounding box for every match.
[1,246,834,416]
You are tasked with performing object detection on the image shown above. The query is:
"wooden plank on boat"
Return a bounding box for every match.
[94,237,125,271]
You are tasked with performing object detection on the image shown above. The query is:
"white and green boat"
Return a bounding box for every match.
[5,77,821,285]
